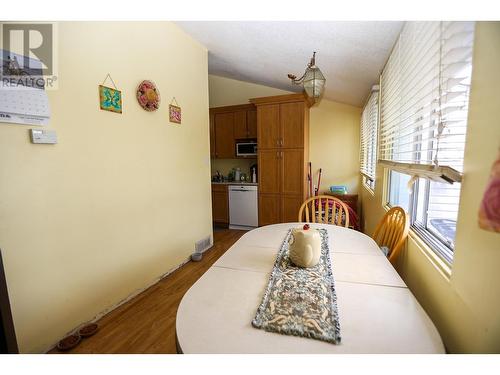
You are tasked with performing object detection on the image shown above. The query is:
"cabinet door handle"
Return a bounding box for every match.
[276,151,280,159]
[280,139,283,146]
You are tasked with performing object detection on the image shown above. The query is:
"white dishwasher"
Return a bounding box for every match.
[228,185,258,230]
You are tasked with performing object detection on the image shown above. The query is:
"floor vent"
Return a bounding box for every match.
[194,236,212,254]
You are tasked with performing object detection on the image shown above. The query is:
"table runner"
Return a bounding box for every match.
[252,228,341,344]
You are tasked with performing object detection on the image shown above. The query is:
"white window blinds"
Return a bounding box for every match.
[359,87,379,183]
[379,21,475,177]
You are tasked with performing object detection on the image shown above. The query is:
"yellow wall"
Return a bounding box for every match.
[309,100,362,194]
[208,75,362,193]
[360,22,500,353]
[0,22,212,353]
[209,75,291,107]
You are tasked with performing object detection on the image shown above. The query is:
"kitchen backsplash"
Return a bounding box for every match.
[210,158,256,178]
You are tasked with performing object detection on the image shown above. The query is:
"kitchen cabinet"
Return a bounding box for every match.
[247,109,257,138]
[212,184,229,226]
[258,193,307,225]
[257,101,308,150]
[258,149,281,194]
[209,104,257,159]
[214,112,235,159]
[281,148,305,195]
[281,102,305,148]
[257,148,306,225]
[234,108,257,140]
[251,94,311,226]
[282,195,304,223]
[233,110,248,139]
[258,148,304,195]
[209,113,216,158]
[257,104,280,149]
[258,193,281,226]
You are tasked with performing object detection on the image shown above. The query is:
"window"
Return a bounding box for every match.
[380,21,475,263]
[388,171,411,212]
[359,87,379,191]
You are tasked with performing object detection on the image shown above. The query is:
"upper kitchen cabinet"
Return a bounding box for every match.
[233,110,248,139]
[214,112,234,158]
[209,104,257,159]
[256,104,280,149]
[247,108,257,138]
[253,94,311,151]
[234,107,257,139]
[281,101,306,149]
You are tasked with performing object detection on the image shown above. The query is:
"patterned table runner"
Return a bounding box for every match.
[252,228,341,344]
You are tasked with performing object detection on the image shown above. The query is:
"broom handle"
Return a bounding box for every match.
[307,173,311,198]
[309,162,313,198]
[316,168,322,196]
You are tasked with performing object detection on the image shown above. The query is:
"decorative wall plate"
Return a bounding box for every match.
[136,80,160,111]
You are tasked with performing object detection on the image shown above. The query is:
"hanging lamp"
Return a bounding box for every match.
[288,52,326,100]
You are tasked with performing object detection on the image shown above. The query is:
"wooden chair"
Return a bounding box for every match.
[372,206,410,264]
[298,195,350,227]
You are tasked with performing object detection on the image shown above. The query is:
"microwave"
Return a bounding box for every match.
[236,142,257,157]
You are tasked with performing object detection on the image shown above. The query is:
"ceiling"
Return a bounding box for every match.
[176,21,403,107]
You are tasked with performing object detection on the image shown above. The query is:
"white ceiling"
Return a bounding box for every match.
[176,21,403,107]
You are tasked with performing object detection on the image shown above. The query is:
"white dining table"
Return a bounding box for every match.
[176,223,445,353]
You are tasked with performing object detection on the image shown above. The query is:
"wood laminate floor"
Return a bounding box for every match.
[49,228,246,354]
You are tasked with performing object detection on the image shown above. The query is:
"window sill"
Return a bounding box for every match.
[362,182,375,196]
[408,229,452,280]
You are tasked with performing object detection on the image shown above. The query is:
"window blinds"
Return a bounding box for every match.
[379,21,475,176]
[359,87,379,182]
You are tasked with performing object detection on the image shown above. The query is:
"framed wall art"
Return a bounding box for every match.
[99,85,122,114]
[99,74,122,114]
[169,98,181,124]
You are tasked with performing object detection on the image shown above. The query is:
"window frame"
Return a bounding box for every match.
[411,178,455,263]
[386,170,455,264]
[363,176,376,192]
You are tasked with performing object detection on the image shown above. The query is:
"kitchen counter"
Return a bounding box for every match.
[211,182,258,186]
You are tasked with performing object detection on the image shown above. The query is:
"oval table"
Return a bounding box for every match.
[176,223,445,353]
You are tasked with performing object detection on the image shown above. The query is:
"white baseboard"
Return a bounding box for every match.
[43,256,191,353]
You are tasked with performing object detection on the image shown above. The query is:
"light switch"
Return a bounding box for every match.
[30,129,57,144]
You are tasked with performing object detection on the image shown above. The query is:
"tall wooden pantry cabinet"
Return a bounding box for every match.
[250,93,311,226]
